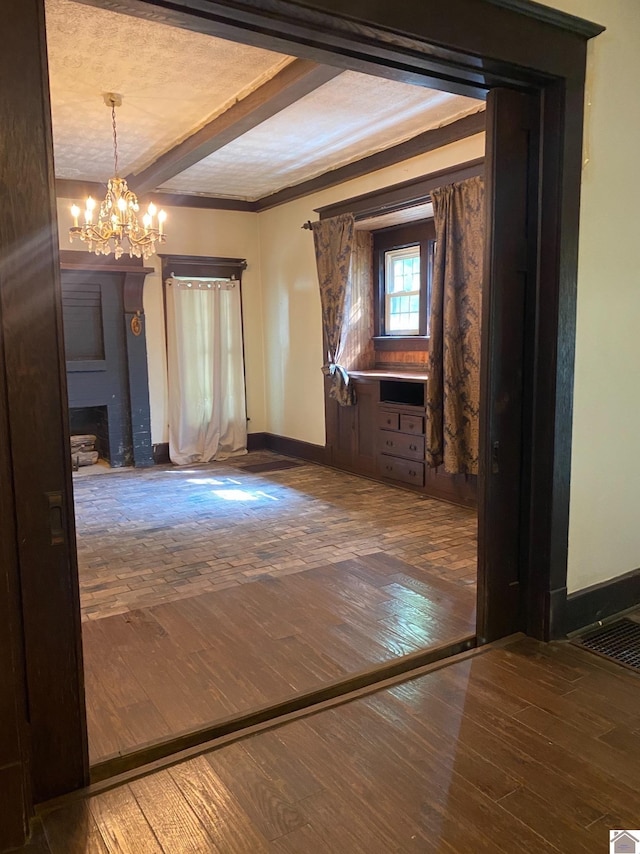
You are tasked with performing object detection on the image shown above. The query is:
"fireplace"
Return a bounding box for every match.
[61,253,154,468]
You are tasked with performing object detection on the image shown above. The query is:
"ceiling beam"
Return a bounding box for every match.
[255,109,485,211]
[129,58,344,194]
[55,179,258,211]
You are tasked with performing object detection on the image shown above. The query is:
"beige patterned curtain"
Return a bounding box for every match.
[427,176,484,474]
[312,215,373,405]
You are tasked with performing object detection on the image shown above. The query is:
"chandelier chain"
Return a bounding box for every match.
[112,104,119,177]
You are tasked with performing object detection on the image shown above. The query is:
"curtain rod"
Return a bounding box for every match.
[301,199,434,230]
[165,274,238,289]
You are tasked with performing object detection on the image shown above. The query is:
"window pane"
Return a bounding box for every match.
[385,245,421,334]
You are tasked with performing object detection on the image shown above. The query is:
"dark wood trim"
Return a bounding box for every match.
[0,232,32,847]
[562,568,640,637]
[317,159,484,221]
[88,634,475,783]
[246,432,267,451]
[152,194,257,211]
[58,250,153,276]
[483,0,604,37]
[263,433,328,465]
[56,180,258,212]
[373,220,435,339]
[477,88,537,644]
[152,442,170,465]
[159,254,247,280]
[255,111,486,211]
[130,60,344,194]
[373,337,429,352]
[1,0,89,810]
[75,0,595,90]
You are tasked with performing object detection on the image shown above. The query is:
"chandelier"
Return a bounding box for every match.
[69,93,166,260]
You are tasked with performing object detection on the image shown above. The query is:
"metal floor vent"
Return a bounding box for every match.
[575,618,640,672]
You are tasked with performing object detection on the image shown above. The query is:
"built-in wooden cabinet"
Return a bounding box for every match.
[325,372,476,508]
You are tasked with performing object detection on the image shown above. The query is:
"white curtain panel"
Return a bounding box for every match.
[166,279,247,465]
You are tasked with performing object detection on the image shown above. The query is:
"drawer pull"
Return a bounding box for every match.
[409,470,416,477]
[385,440,393,447]
[409,444,417,451]
[385,465,393,471]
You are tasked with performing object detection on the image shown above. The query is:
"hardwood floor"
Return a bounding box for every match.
[34,636,640,852]
[83,553,476,763]
[75,453,477,763]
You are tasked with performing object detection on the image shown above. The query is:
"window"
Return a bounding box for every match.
[385,245,421,334]
[373,220,436,341]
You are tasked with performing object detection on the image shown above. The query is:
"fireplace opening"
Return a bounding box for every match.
[69,405,110,468]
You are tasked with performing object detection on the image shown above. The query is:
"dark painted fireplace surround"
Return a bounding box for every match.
[60,252,154,468]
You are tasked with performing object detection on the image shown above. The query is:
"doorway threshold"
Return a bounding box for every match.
[89,633,477,786]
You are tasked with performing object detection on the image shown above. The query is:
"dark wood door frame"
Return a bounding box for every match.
[0,0,603,840]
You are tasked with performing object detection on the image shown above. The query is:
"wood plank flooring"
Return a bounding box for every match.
[83,553,476,763]
[34,636,640,853]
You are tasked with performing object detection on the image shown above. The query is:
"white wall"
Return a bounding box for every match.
[536,0,640,593]
[56,200,266,444]
[258,133,485,446]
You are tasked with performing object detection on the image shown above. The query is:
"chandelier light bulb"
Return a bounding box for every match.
[86,196,96,211]
[70,204,80,227]
[147,202,157,217]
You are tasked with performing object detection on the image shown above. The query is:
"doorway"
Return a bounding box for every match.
[0,0,598,807]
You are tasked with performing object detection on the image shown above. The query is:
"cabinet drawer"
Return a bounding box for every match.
[378,410,400,431]
[379,454,425,487]
[400,414,424,435]
[379,430,425,460]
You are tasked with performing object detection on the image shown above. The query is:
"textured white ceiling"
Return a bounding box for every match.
[356,203,434,231]
[46,1,484,199]
[159,73,484,199]
[45,0,292,180]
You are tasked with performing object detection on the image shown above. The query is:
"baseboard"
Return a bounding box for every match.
[152,434,320,463]
[563,567,640,636]
[152,442,170,464]
[246,432,267,451]
[263,433,328,465]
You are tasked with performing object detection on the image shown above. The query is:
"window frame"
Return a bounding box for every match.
[384,245,422,335]
[373,219,436,344]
